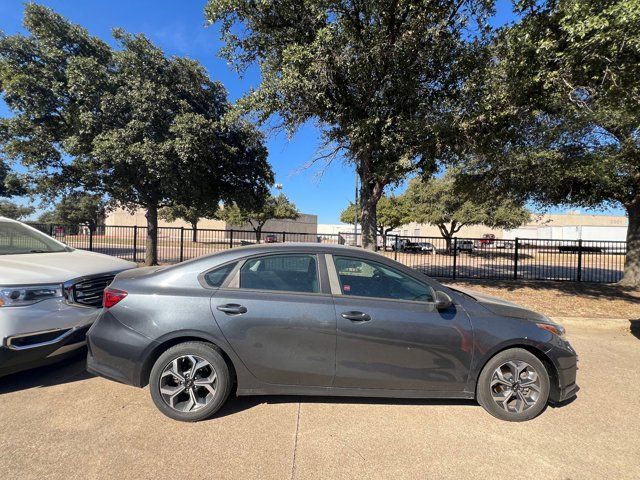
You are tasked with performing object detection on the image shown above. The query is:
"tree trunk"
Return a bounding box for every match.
[145,204,159,266]
[191,222,198,243]
[620,200,640,286]
[255,227,262,243]
[359,173,384,251]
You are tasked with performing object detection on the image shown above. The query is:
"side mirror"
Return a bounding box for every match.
[435,291,453,311]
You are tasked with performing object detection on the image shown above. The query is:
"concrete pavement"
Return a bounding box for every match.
[1,320,638,480]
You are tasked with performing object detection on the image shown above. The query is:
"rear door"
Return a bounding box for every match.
[210,253,336,387]
[328,254,472,392]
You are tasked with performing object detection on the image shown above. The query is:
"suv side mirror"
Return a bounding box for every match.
[435,291,453,311]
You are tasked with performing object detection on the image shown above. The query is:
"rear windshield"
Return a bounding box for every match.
[0,221,68,255]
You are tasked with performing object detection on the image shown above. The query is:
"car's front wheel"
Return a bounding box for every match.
[476,348,550,422]
[149,341,232,422]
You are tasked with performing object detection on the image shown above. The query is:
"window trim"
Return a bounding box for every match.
[326,253,436,305]
[227,252,325,295]
[198,260,241,290]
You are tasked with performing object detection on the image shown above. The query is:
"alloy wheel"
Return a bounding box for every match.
[490,360,541,414]
[159,355,217,412]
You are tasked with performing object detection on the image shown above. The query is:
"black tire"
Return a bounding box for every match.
[476,348,550,422]
[149,341,232,422]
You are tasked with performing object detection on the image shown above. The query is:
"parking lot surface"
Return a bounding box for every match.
[1,318,638,480]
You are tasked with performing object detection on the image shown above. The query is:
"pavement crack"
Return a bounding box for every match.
[290,402,301,480]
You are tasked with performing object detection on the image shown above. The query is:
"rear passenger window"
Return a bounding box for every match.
[239,254,319,293]
[203,262,237,288]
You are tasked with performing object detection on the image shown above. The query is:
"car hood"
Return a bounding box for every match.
[0,250,136,285]
[451,287,549,322]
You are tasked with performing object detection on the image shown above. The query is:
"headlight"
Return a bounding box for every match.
[536,322,566,339]
[0,284,63,307]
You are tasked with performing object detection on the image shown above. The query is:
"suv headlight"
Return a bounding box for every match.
[0,284,63,307]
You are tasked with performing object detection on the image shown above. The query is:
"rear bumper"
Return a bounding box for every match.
[86,310,155,387]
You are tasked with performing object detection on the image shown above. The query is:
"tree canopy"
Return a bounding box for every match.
[219,193,299,241]
[0,4,273,265]
[205,0,494,249]
[404,172,530,248]
[39,192,107,231]
[460,0,640,284]
[0,200,33,220]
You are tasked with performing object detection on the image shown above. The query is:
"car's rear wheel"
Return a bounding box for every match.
[477,348,550,422]
[149,341,232,422]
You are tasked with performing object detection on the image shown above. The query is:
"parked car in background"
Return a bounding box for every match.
[479,233,496,246]
[456,240,475,252]
[392,238,421,252]
[496,240,515,249]
[264,233,278,243]
[0,217,136,376]
[416,242,436,254]
[87,243,578,423]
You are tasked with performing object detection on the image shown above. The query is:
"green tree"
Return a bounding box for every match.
[404,173,530,250]
[0,159,26,198]
[205,0,493,250]
[463,0,640,285]
[48,192,106,232]
[340,195,408,242]
[159,203,220,243]
[0,4,273,265]
[0,200,33,220]
[219,193,299,242]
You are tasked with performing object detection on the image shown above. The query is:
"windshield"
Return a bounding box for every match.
[0,221,68,255]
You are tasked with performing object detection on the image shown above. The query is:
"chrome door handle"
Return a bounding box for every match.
[341,311,371,322]
[217,304,247,315]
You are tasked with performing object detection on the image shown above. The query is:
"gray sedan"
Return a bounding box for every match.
[87,243,578,422]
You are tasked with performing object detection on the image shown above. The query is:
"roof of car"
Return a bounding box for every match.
[0,216,20,223]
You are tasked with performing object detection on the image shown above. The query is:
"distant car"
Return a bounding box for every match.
[0,217,135,376]
[264,234,278,243]
[479,234,496,246]
[87,243,578,422]
[392,238,421,252]
[416,242,436,254]
[496,240,515,249]
[456,240,475,252]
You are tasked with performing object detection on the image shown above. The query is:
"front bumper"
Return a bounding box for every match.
[0,298,99,377]
[547,342,579,403]
[86,310,156,387]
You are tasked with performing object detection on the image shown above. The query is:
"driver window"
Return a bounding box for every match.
[333,256,434,302]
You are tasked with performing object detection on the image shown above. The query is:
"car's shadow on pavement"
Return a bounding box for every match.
[215,395,479,418]
[0,352,92,395]
[630,319,640,340]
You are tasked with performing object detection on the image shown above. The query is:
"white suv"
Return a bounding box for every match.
[0,217,135,376]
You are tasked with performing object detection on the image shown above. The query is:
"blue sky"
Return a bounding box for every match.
[0,0,624,221]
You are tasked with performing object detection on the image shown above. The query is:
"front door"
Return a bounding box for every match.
[211,253,336,387]
[329,255,472,392]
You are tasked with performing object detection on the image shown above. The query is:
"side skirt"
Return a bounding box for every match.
[237,384,475,400]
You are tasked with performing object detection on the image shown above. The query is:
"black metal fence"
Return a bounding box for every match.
[28,223,627,283]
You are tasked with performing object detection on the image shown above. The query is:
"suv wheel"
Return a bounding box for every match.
[149,341,232,422]
[477,348,550,422]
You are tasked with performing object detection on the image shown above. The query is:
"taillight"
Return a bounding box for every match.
[103,288,128,308]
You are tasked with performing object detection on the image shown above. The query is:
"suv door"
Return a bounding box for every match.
[210,253,336,387]
[328,254,472,393]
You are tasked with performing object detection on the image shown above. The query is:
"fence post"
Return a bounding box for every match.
[282,231,286,243]
[132,226,138,263]
[229,229,234,249]
[577,239,583,282]
[179,227,185,263]
[452,238,458,280]
[89,227,94,251]
[394,235,398,261]
[514,238,519,280]
[49,224,54,237]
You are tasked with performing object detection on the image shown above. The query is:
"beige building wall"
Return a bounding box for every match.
[105,207,317,235]
[394,212,628,239]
